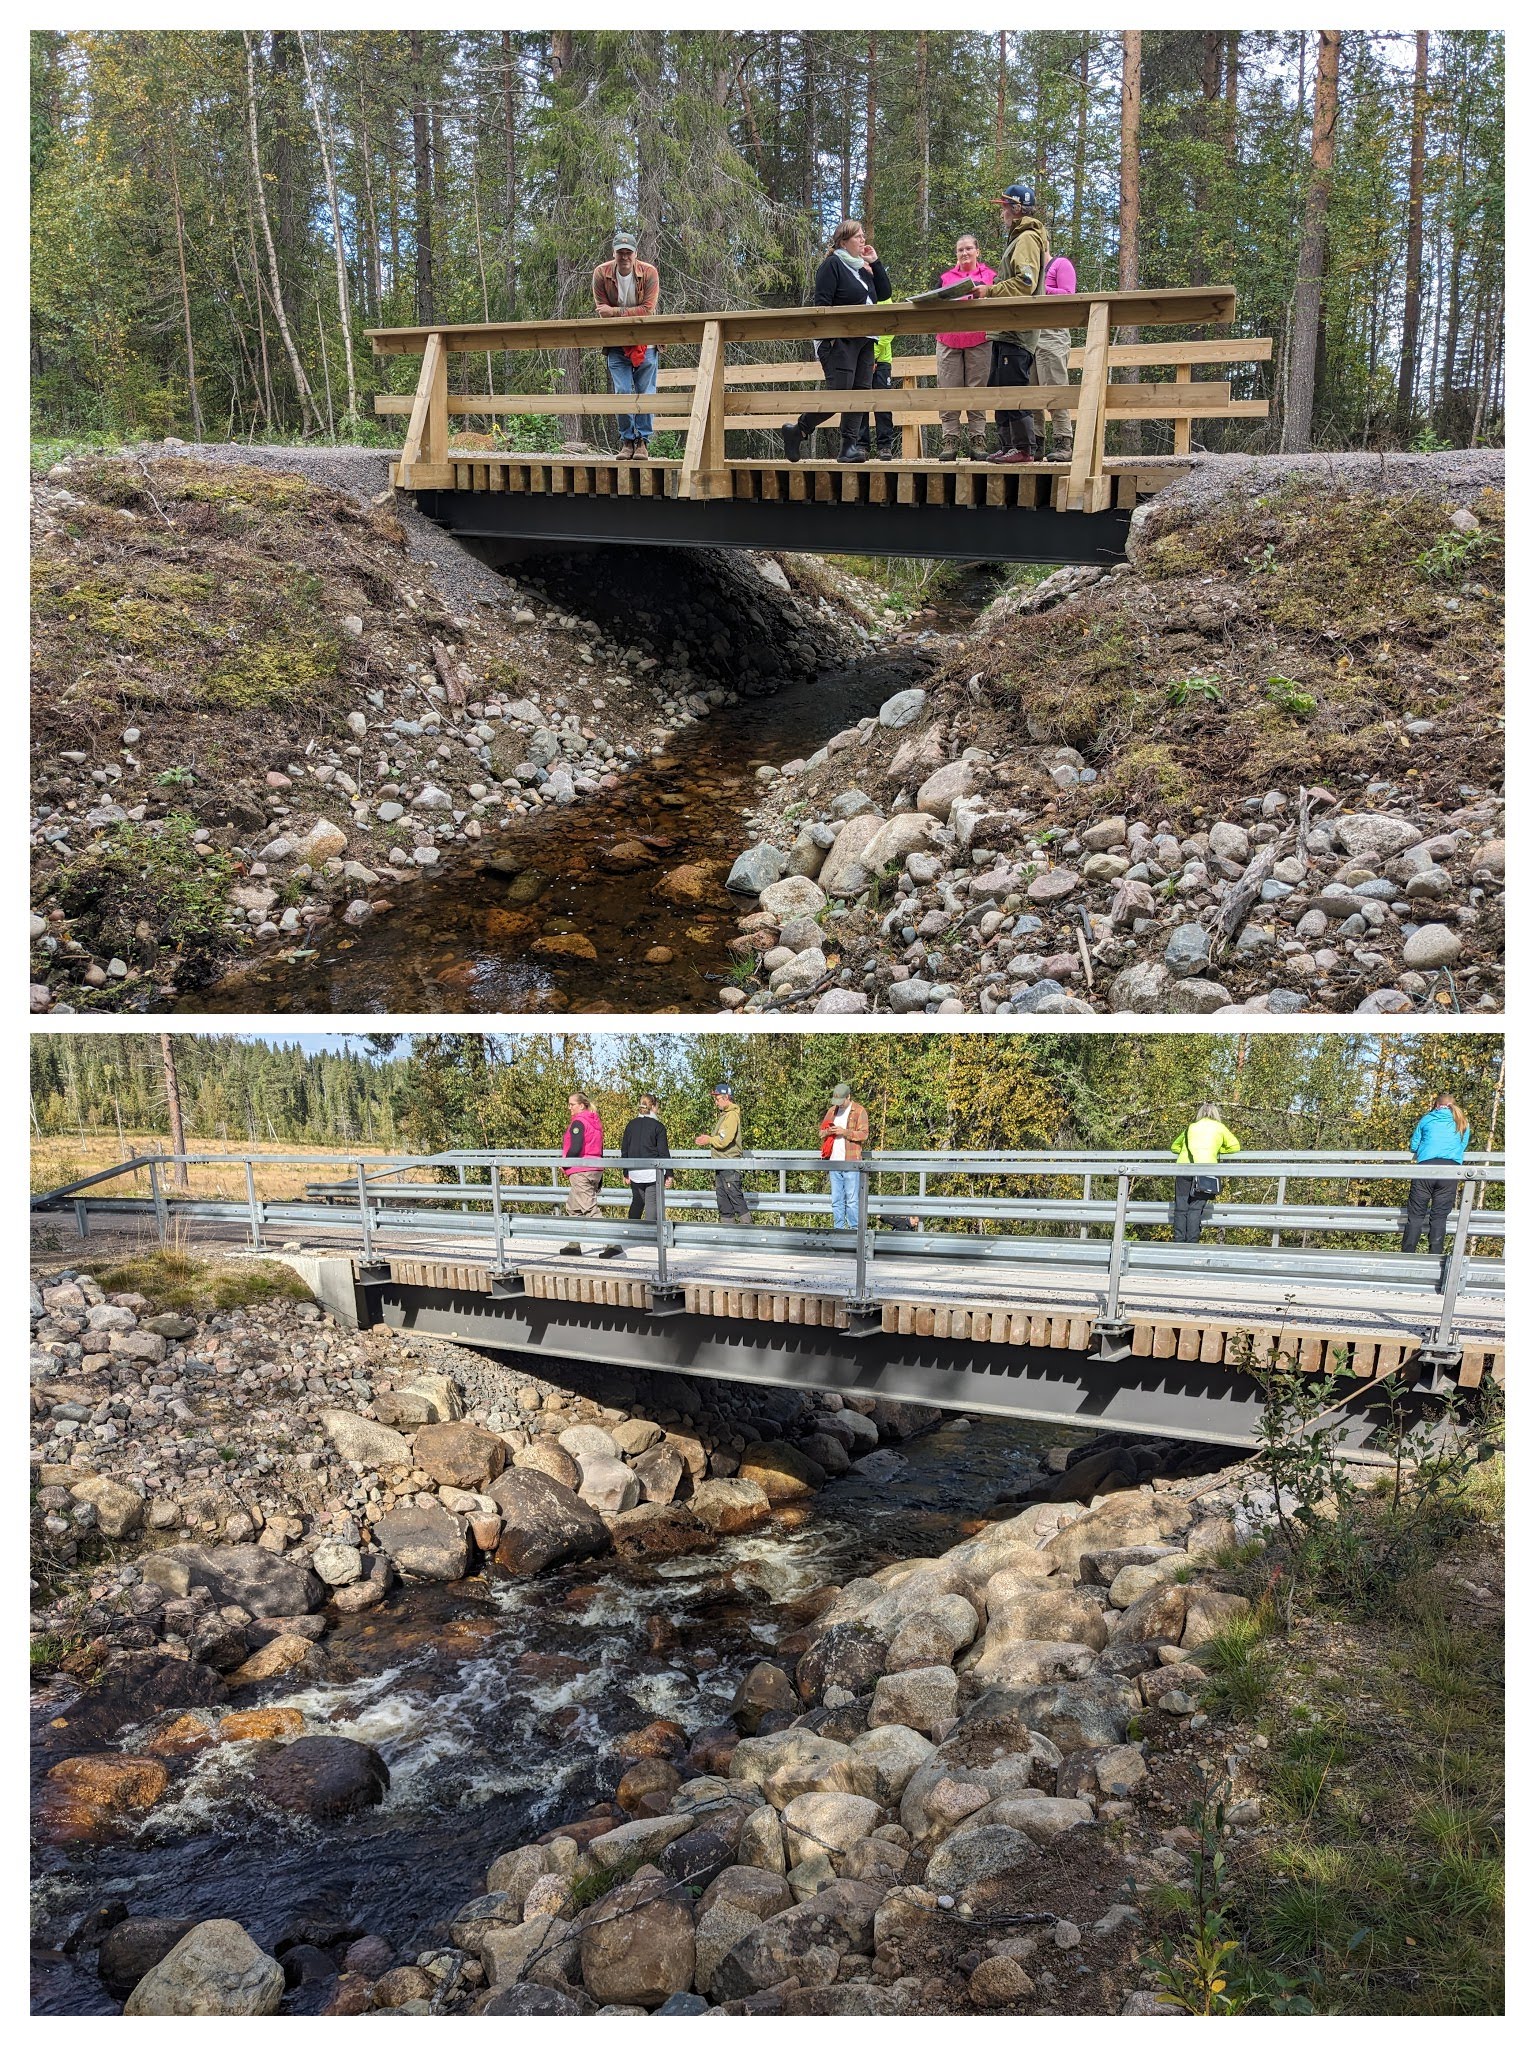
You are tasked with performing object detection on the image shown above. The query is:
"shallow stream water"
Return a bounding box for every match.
[193,648,931,1017]
[31,1412,1078,2015]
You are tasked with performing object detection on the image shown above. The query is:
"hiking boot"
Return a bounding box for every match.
[559,1242,583,1256]
[837,444,868,463]
[939,441,960,461]
[1052,438,1074,461]
[782,424,803,462]
[597,1244,625,1259]
[617,440,635,460]
[634,440,651,460]
[874,443,897,461]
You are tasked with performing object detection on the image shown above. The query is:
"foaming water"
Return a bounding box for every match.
[31,1412,1075,2013]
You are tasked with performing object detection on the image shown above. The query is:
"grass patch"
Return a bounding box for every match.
[52,811,234,968]
[81,1248,313,1314]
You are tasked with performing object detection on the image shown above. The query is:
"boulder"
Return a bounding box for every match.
[1335,813,1423,860]
[580,1869,695,2010]
[710,1880,883,1998]
[925,1823,1036,1899]
[884,1596,979,1671]
[410,1422,507,1491]
[482,1984,584,2015]
[513,1438,582,1489]
[631,1442,687,1505]
[818,814,885,896]
[1041,1494,1191,1577]
[969,1641,1098,1689]
[1096,1745,1147,1796]
[848,1723,936,1802]
[730,1729,874,1808]
[689,1477,771,1534]
[46,1754,168,1817]
[123,1922,284,2016]
[694,1901,764,1996]
[98,1918,200,2000]
[978,1586,1109,1655]
[780,1791,882,1868]
[487,1467,612,1575]
[795,1622,887,1704]
[878,688,927,730]
[249,1736,388,1820]
[915,759,976,818]
[224,1635,323,1689]
[69,1474,144,1539]
[727,843,789,896]
[859,813,941,874]
[319,1409,414,1470]
[974,1794,1094,1844]
[759,875,828,922]
[868,1665,959,1738]
[737,1441,825,1501]
[1114,1583,1192,1646]
[577,1456,642,1516]
[558,1423,619,1462]
[1180,1589,1251,1648]
[731,1662,799,1733]
[972,1679,1133,1754]
[610,1417,664,1457]
[481,1915,581,1987]
[140,1544,324,1619]
[311,1540,363,1587]
[376,1502,470,1583]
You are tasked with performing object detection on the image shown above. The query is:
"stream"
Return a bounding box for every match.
[193,647,934,1017]
[31,1411,1079,2015]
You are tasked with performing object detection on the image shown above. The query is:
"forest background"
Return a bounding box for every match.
[31,1030,1504,1165]
[31,27,1504,458]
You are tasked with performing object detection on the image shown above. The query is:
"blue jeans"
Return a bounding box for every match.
[605,347,657,440]
[830,1168,859,1231]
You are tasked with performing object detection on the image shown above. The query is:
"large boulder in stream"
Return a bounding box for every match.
[410,1422,507,1491]
[375,1502,470,1583]
[140,1544,324,1619]
[487,1467,611,1575]
[123,1921,284,2015]
[249,1735,389,1821]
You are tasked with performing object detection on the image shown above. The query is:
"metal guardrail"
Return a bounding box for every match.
[33,1146,1504,1370]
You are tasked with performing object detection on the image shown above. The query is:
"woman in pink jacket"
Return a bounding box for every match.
[934,234,996,459]
[560,1092,605,1241]
[1031,254,1077,462]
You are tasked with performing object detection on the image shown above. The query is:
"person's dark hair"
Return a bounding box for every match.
[1435,1092,1469,1136]
[569,1091,592,1110]
[830,219,864,254]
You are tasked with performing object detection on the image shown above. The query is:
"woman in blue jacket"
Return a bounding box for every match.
[783,221,892,465]
[1401,1093,1470,1253]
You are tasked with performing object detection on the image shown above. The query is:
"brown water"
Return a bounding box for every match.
[193,649,931,1017]
[30,1412,1077,2015]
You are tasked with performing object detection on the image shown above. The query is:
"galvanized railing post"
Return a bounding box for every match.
[1273,1172,1286,1249]
[654,1168,670,1289]
[1103,1172,1130,1324]
[1081,1172,1091,1241]
[148,1158,168,1246]
[1432,1174,1478,1353]
[491,1163,505,1270]
[356,1162,374,1261]
[245,1160,262,1248]
[853,1161,871,1301]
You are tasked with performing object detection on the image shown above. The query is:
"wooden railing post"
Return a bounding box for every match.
[1065,300,1111,513]
[899,372,920,460]
[1173,361,1193,455]
[396,331,449,489]
[680,321,726,499]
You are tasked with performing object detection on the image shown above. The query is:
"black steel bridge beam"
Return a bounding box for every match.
[365,1280,1412,1461]
[414,489,1132,567]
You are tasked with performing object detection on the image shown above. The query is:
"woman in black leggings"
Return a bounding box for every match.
[783,221,891,465]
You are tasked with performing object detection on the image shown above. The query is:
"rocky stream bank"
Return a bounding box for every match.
[716,455,1503,1017]
[30,1259,1265,2017]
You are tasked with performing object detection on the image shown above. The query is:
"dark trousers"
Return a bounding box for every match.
[871,359,895,454]
[715,1169,749,1221]
[1402,1177,1456,1254]
[797,338,875,451]
[1173,1176,1213,1244]
[991,339,1038,455]
[626,1181,659,1224]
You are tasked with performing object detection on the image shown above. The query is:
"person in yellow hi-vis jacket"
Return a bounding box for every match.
[1170,1103,1242,1243]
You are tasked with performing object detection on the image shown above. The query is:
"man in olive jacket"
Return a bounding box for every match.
[695,1083,749,1223]
[976,183,1050,464]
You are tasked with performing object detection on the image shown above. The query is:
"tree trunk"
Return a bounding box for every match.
[244,32,320,432]
[299,31,359,424]
[161,1035,188,1189]
[166,131,203,440]
[1117,31,1142,451]
[550,30,584,440]
[502,32,519,317]
[1280,30,1340,454]
[915,33,931,241]
[356,66,383,320]
[635,32,665,266]
[1442,87,1470,416]
[862,36,876,222]
[410,30,435,323]
[1191,32,1222,285]
[1071,36,1090,257]
[1394,31,1429,440]
[801,33,817,216]
[995,33,1007,181]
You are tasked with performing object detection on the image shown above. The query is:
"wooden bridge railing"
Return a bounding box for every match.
[369,287,1263,514]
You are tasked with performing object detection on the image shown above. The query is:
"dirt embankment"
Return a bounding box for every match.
[723,454,1504,1018]
[29,446,868,1013]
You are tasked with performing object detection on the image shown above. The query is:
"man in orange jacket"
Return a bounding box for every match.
[592,234,660,459]
[820,1082,871,1232]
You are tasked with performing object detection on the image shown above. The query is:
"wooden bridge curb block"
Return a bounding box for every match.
[519,1268,653,1312]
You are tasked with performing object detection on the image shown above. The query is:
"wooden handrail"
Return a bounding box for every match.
[367,286,1236,357]
[653,337,1274,387]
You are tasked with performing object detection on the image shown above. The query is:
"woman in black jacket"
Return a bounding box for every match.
[618,1091,672,1226]
[783,221,892,465]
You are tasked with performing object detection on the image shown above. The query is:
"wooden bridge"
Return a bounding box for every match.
[369,288,1269,565]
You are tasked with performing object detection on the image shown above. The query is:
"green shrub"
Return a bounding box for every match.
[53,812,234,967]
